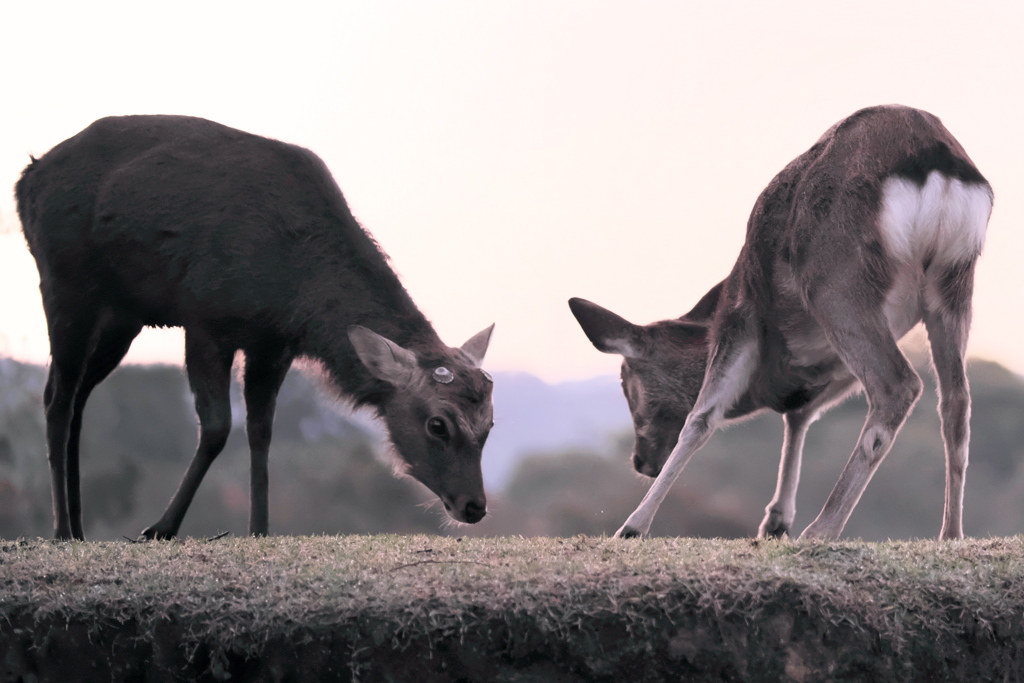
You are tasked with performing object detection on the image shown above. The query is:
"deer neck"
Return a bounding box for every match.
[301,277,442,405]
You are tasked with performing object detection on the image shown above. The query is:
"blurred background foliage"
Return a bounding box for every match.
[2,352,1024,541]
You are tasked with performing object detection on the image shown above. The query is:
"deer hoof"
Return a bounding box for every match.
[139,525,177,542]
[758,512,790,539]
[615,524,644,539]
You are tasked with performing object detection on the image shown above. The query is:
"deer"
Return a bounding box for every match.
[569,105,992,541]
[16,115,495,541]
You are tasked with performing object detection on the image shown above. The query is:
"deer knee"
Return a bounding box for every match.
[870,371,921,422]
[204,424,231,454]
[197,409,232,455]
[857,422,896,467]
[246,414,274,450]
[43,378,74,419]
[939,390,970,442]
[939,384,969,411]
[946,452,968,482]
[896,371,924,413]
[687,410,714,438]
[46,447,67,469]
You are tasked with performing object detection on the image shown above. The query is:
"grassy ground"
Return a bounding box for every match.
[1,534,1023,682]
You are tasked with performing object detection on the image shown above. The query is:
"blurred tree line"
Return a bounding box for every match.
[2,355,1024,541]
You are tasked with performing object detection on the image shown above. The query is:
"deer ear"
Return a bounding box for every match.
[568,298,644,359]
[459,324,494,367]
[348,325,419,386]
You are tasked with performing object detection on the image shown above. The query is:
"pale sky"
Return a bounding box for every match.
[1,1,1022,382]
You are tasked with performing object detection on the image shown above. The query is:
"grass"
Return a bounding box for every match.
[2,535,1024,682]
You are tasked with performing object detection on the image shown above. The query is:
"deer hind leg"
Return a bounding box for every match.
[759,375,859,539]
[924,260,976,540]
[800,308,922,540]
[141,330,234,540]
[41,300,140,540]
[64,314,142,539]
[616,329,758,539]
[242,344,293,537]
[43,319,93,541]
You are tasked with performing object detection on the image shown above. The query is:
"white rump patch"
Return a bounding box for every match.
[878,172,991,265]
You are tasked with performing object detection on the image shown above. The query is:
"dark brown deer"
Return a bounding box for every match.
[16,115,495,541]
[570,105,991,540]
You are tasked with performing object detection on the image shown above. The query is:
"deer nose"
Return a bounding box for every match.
[632,452,661,478]
[444,495,487,524]
[462,497,487,523]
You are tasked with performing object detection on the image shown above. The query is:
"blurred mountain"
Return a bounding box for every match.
[484,372,629,487]
[0,359,48,536]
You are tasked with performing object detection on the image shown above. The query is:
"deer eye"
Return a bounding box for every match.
[426,417,449,440]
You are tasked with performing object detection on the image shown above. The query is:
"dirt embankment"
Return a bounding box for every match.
[1,536,1023,682]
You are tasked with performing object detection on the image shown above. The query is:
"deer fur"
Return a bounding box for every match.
[570,104,992,540]
[16,115,495,541]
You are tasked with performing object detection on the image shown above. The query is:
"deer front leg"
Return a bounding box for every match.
[242,345,293,537]
[759,376,858,539]
[616,337,757,539]
[758,411,810,540]
[141,330,234,540]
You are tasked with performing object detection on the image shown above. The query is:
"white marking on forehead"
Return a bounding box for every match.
[878,172,991,265]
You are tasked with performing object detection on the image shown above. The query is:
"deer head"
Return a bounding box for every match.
[348,324,495,523]
[569,298,710,477]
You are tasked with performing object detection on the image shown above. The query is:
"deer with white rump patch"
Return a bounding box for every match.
[570,105,991,540]
[17,115,495,541]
